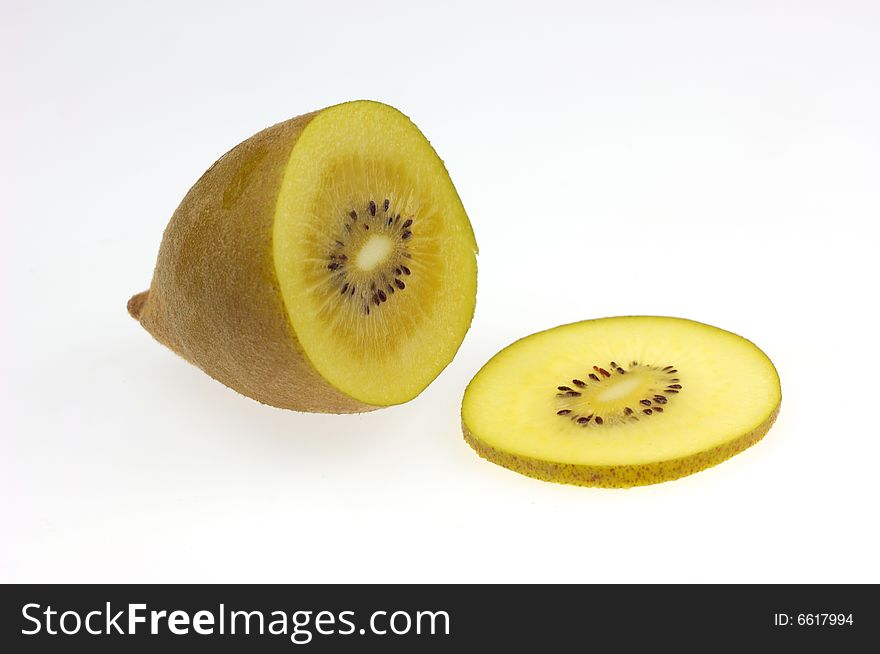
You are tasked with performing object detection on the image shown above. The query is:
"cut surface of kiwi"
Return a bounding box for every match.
[462,317,780,487]
[129,101,477,412]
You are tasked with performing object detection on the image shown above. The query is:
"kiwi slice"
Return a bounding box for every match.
[462,317,781,487]
[129,101,477,412]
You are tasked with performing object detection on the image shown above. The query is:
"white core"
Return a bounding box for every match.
[355,235,394,272]
[595,376,643,403]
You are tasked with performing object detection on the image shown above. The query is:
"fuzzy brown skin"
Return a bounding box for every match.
[462,405,780,488]
[129,110,375,413]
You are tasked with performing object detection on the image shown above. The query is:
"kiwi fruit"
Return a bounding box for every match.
[461,316,781,488]
[128,100,478,412]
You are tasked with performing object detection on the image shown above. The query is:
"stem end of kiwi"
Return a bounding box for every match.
[127,290,150,321]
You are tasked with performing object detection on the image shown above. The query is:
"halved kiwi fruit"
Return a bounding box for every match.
[462,317,781,487]
[129,101,477,412]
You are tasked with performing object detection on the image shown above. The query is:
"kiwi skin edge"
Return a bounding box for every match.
[128,108,375,414]
[462,404,780,488]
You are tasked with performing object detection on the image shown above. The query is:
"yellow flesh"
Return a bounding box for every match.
[273,102,477,405]
[462,317,781,473]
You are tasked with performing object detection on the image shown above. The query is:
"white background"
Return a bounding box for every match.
[3,1,878,583]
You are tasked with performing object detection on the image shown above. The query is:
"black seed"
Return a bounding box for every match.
[387,284,395,294]
[668,384,682,389]
[577,417,589,425]
[666,389,679,394]
[631,361,638,366]
[394,214,400,225]
[572,379,586,387]
[610,361,618,368]
[663,366,673,371]
[402,218,413,229]
[624,407,633,416]
[594,416,604,425]
[378,290,387,302]
[383,198,390,212]
[558,386,572,391]
[365,305,370,315]
[598,367,611,378]
[565,391,581,397]
[341,283,349,294]
[670,378,680,382]
[388,217,393,225]
[395,267,402,275]
[402,230,412,240]
[616,367,626,374]
[363,223,370,230]
[643,409,653,415]
[349,210,357,221]
[368,201,376,216]
[653,395,667,404]
[350,285,356,296]
[667,369,678,374]
[328,262,341,271]
[335,240,345,247]
[557,410,572,415]
[372,294,380,306]
[653,407,663,413]
[639,399,651,406]
[395,279,405,290]
[589,373,600,382]
[401,265,411,275]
